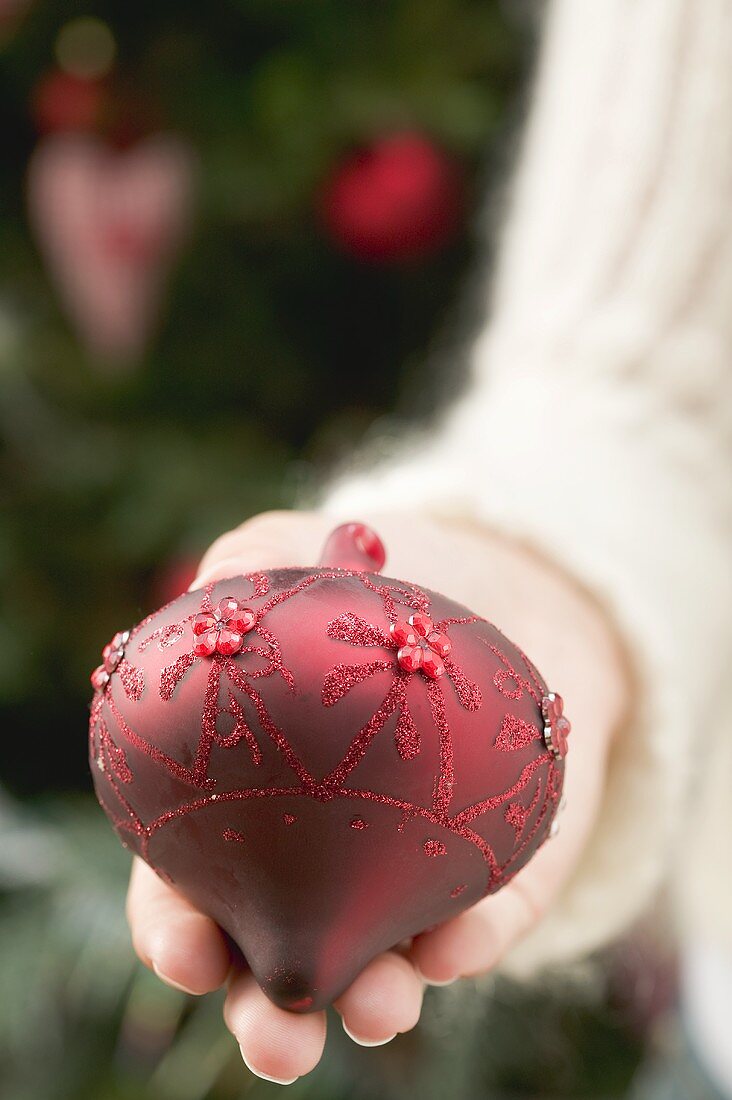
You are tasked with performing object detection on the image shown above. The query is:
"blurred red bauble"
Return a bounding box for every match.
[32,70,104,134]
[320,132,463,262]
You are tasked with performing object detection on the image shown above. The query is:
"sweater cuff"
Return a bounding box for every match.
[318,368,730,972]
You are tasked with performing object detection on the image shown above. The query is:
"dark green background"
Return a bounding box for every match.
[0,3,658,1097]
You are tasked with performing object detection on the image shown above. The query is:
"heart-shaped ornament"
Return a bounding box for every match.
[90,525,568,1011]
[28,133,194,366]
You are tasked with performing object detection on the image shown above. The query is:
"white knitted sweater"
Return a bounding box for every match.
[322,0,732,972]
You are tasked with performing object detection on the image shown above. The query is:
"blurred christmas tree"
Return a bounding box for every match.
[0,5,656,1099]
[0,0,530,796]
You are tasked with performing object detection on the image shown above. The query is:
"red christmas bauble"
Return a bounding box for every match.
[320,133,462,262]
[32,70,104,134]
[90,526,568,1011]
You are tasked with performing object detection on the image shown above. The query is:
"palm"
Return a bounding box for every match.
[126,511,625,1083]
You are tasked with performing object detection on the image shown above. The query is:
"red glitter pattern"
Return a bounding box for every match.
[394,703,420,760]
[92,571,563,875]
[98,721,133,784]
[160,650,196,701]
[321,660,393,707]
[327,612,390,649]
[489,644,542,704]
[505,802,529,838]
[323,591,481,790]
[494,713,541,751]
[118,659,144,701]
[90,558,568,1012]
[138,622,186,652]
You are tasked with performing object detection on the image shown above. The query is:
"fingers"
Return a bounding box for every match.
[126,857,231,995]
[193,511,334,587]
[410,881,539,984]
[223,953,423,1083]
[224,971,327,1085]
[334,950,424,1046]
[411,706,609,985]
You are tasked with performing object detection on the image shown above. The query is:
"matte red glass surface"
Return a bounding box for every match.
[90,543,564,1012]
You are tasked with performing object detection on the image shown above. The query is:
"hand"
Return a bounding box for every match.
[126,510,628,1084]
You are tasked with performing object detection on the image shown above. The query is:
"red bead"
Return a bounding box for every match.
[409,613,433,638]
[193,630,218,657]
[102,642,120,673]
[390,620,417,647]
[91,664,109,691]
[554,718,571,757]
[427,631,451,658]
[216,628,244,656]
[542,693,571,758]
[218,596,241,619]
[421,650,446,680]
[397,644,423,673]
[542,692,563,724]
[193,612,216,636]
[228,607,256,634]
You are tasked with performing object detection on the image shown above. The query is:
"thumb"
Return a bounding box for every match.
[190,511,336,589]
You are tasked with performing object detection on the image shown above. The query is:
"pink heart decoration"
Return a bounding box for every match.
[28,134,194,367]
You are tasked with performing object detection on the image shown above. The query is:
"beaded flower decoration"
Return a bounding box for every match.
[541,692,571,759]
[192,597,257,657]
[390,613,452,679]
[90,630,130,692]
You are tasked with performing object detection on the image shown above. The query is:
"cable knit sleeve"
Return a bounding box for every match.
[319,0,732,970]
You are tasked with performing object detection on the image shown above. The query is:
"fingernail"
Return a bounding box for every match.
[189,558,241,589]
[413,965,457,987]
[189,567,219,588]
[342,1019,397,1047]
[239,1046,298,1085]
[152,961,198,996]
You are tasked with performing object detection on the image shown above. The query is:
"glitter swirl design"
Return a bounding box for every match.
[89,568,564,898]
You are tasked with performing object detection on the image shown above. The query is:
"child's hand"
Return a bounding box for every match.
[126,511,628,1084]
